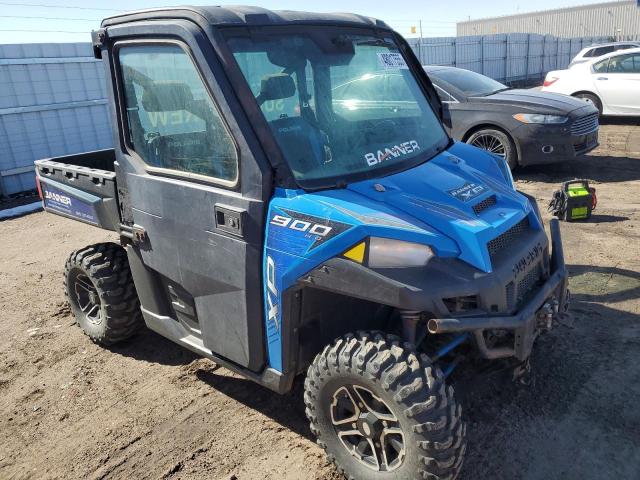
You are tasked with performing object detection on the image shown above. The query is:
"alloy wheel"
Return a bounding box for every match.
[330,384,405,472]
[73,273,102,325]
[470,133,507,158]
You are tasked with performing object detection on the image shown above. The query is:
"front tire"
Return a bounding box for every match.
[64,243,143,345]
[467,128,517,170]
[304,332,466,480]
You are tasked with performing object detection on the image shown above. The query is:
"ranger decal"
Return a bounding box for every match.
[448,182,487,202]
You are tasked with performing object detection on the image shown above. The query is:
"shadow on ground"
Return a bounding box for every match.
[106,328,199,367]
[599,117,640,127]
[516,154,640,184]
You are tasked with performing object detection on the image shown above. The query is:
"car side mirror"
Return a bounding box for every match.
[256,73,296,105]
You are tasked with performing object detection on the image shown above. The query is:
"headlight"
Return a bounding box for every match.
[513,113,567,124]
[489,153,515,190]
[368,238,434,268]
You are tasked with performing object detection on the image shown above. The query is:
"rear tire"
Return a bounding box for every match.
[64,243,142,345]
[466,128,518,170]
[573,92,602,115]
[304,332,466,480]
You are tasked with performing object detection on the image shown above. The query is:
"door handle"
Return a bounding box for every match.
[214,204,244,237]
[597,77,608,80]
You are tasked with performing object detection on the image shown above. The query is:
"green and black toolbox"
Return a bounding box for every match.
[548,179,597,221]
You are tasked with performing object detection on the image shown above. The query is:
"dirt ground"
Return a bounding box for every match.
[1,119,639,480]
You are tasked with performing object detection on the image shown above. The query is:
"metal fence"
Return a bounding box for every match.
[0,35,622,196]
[0,42,111,197]
[408,34,612,84]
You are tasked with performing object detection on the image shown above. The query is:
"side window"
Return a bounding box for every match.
[583,48,596,58]
[609,54,636,73]
[592,46,615,57]
[118,44,238,183]
[434,85,455,102]
[593,58,610,73]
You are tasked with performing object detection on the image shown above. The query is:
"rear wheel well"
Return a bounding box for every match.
[462,124,520,166]
[571,90,599,99]
[571,91,603,113]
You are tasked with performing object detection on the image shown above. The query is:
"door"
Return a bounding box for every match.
[109,29,270,372]
[593,53,640,114]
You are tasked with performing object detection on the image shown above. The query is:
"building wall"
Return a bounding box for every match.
[457,1,640,39]
[0,43,111,197]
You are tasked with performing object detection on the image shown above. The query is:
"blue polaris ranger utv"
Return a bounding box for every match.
[35,6,569,479]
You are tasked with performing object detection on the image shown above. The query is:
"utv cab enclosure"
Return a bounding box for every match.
[35,6,569,479]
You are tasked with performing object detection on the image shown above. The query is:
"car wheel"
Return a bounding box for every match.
[466,129,517,170]
[573,93,602,115]
[304,332,466,480]
[65,243,143,345]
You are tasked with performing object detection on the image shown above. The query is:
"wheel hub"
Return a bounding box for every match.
[330,384,406,472]
[357,412,382,439]
[72,272,102,325]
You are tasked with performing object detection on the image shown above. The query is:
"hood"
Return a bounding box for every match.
[338,142,538,272]
[469,88,588,114]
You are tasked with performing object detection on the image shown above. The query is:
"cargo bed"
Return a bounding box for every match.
[35,149,120,231]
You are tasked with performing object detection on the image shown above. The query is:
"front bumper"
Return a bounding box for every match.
[516,125,598,166]
[300,218,568,362]
[515,106,599,166]
[428,219,568,360]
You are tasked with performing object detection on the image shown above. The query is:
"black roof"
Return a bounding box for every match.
[101,5,390,30]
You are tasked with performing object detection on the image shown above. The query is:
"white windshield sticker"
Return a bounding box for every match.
[377,52,408,70]
[365,140,420,166]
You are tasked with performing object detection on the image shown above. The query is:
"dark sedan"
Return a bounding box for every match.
[424,66,600,168]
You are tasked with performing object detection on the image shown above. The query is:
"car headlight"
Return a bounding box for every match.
[513,113,568,124]
[368,238,434,268]
[489,153,516,190]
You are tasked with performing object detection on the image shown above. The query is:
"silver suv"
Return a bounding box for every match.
[570,41,640,67]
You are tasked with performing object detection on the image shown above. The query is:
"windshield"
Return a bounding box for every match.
[430,68,507,97]
[225,28,449,188]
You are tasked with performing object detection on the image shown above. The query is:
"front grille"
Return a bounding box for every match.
[574,140,588,153]
[504,262,543,310]
[443,295,479,314]
[517,263,543,304]
[473,195,496,215]
[571,112,599,136]
[505,281,515,309]
[488,217,530,263]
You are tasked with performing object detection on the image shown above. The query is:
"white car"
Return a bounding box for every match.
[569,41,640,68]
[542,47,640,116]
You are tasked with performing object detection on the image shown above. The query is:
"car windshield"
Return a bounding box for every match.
[225,28,449,189]
[430,68,508,97]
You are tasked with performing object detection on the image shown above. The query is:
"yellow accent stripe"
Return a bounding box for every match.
[343,242,366,263]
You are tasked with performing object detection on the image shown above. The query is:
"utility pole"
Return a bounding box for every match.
[419,20,423,64]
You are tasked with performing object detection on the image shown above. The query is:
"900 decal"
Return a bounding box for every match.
[268,208,353,251]
[270,214,332,237]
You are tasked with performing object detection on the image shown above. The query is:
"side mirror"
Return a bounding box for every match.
[141,81,194,112]
[257,73,296,105]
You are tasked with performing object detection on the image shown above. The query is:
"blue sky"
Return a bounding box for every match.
[0,0,621,44]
